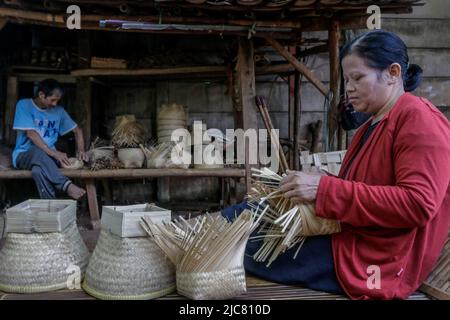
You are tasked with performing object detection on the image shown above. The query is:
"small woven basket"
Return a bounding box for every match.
[0,221,90,293]
[176,266,247,300]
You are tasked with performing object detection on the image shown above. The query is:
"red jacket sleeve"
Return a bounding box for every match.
[315,108,450,229]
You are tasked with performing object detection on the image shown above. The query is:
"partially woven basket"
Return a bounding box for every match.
[177,266,246,300]
[82,230,175,300]
[141,210,260,300]
[0,221,90,293]
[61,157,84,170]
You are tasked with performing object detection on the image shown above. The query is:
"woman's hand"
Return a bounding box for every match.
[280,169,324,204]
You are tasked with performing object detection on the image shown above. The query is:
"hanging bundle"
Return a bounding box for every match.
[140,209,262,300]
[248,167,341,266]
[111,115,146,148]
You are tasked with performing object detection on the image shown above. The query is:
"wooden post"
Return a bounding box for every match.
[328,20,341,151]
[85,179,100,229]
[75,78,92,149]
[294,68,302,170]
[4,76,18,147]
[236,37,257,193]
[288,46,295,169]
[75,31,92,149]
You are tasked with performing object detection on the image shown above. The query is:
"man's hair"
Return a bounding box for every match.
[34,79,64,98]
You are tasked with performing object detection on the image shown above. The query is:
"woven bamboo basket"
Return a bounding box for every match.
[117,148,145,168]
[177,266,246,300]
[61,157,84,170]
[141,210,260,300]
[0,221,90,293]
[82,230,176,300]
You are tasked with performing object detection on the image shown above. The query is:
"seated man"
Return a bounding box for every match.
[12,79,87,200]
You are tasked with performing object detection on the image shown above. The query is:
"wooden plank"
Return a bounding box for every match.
[328,20,341,151]
[0,168,247,179]
[4,76,18,147]
[264,36,329,97]
[236,38,258,192]
[85,179,100,229]
[15,73,76,84]
[294,69,301,170]
[288,46,296,169]
[72,66,228,77]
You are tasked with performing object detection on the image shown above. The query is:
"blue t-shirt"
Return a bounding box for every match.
[12,98,77,168]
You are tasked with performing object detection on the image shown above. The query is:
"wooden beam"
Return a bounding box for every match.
[0,7,302,29]
[0,168,247,179]
[328,20,340,151]
[288,46,296,169]
[75,32,92,150]
[85,179,100,229]
[71,66,228,77]
[71,64,294,79]
[15,73,76,83]
[4,76,18,147]
[264,36,329,97]
[294,66,302,171]
[236,37,257,193]
[75,78,92,150]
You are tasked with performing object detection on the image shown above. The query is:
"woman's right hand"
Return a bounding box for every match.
[50,150,71,167]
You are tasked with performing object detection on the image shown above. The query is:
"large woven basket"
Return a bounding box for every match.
[82,230,175,300]
[0,221,90,293]
[176,266,247,300]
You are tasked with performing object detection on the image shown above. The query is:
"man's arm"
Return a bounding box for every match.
[26,130,71,166]
[72,126,88,162]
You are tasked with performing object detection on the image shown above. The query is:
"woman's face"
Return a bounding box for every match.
[342,53,392,115]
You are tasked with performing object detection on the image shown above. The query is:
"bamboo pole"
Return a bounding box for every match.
[264,36,329,97]
[255,96,289,173]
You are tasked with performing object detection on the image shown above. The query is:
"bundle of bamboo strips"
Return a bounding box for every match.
[111,115,146,148]
[140,209,263,299]
[140,142,189,169]
[248,167,340,266]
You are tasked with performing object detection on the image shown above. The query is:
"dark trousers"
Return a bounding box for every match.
[16,146,72,199]
[222,202,344,295]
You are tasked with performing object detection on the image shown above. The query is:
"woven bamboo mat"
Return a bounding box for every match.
[0,274,430,300]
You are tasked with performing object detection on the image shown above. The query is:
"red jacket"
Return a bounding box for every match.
[315,92,450,299]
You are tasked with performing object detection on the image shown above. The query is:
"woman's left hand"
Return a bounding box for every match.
[280,170,323,204]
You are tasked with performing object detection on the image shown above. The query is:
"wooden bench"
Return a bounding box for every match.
[0,168,246,229]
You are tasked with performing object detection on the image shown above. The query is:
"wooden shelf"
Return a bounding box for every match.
[70,63,294,78]
[71,66,228,77]
[0,168,246,179]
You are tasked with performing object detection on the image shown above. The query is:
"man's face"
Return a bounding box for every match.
[37,90,62,109]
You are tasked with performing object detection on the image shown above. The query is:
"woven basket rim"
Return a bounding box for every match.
[82,282,176,300]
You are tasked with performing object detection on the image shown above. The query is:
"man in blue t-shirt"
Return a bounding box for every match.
[12,79,87,200]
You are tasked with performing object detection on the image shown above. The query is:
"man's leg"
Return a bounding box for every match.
[16,146,85,199]
[31,166,57,199]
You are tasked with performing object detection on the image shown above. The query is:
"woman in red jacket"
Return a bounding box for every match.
[223,30,449,300]
[278,30,450,299]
